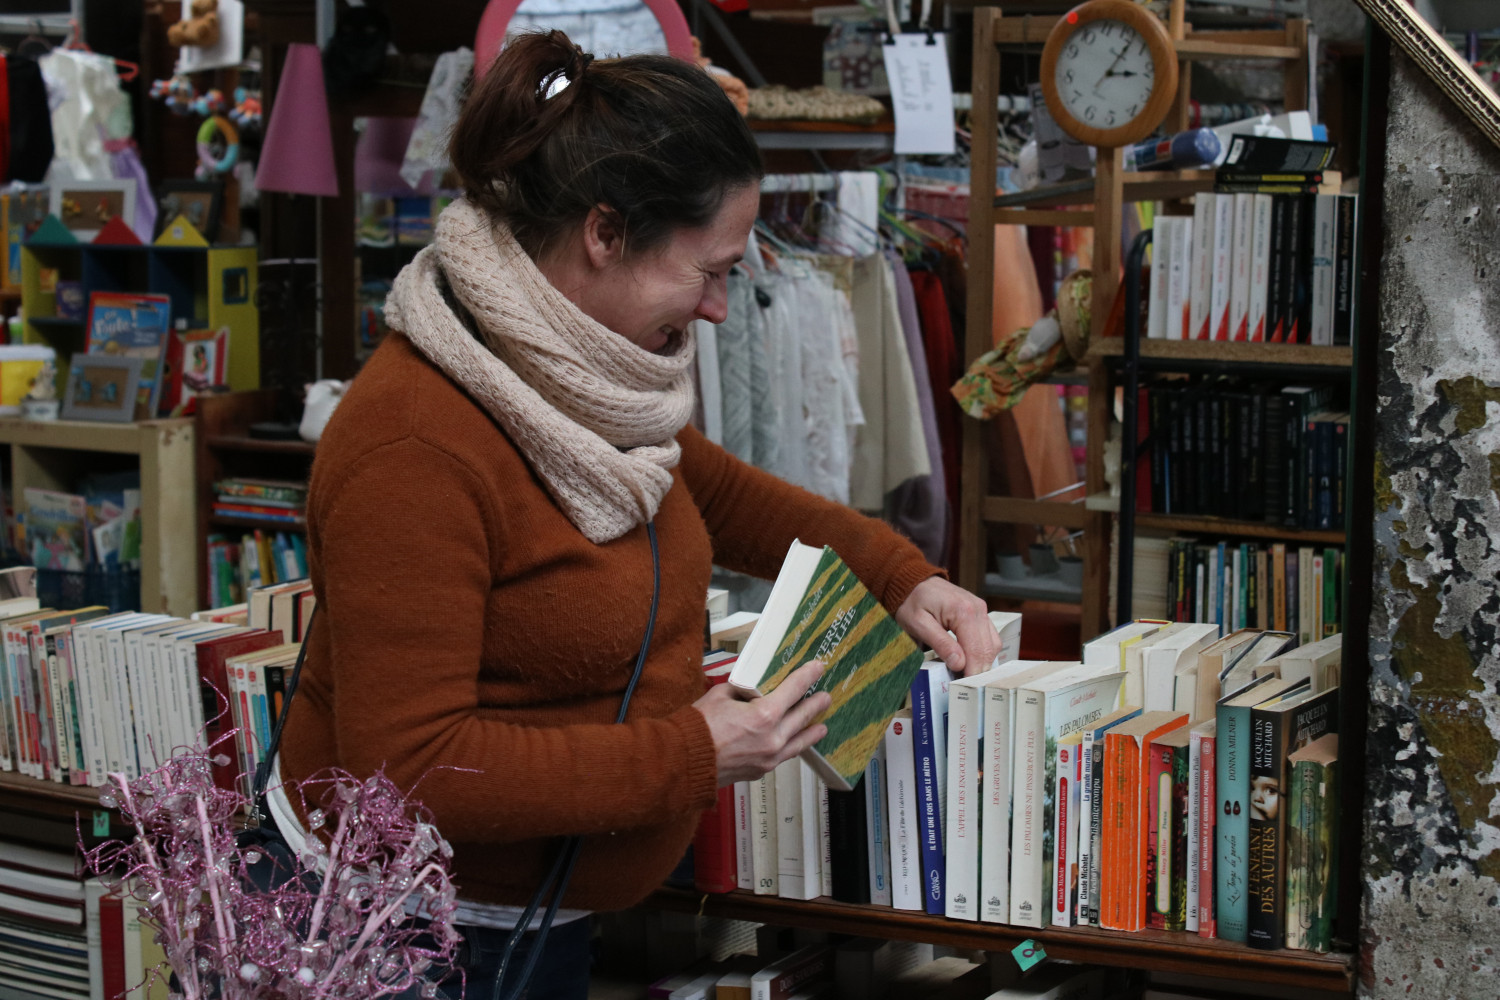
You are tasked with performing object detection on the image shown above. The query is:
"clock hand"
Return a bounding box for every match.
[1094,45,1130,89]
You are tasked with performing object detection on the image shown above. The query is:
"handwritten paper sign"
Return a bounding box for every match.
[882,33,956,156]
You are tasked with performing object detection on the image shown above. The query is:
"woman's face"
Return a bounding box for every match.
[583,182,760,352]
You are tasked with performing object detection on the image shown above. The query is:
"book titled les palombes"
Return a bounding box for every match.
[729,541,925,792]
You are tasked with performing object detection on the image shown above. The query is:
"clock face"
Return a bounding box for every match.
[1052,19,1156,132]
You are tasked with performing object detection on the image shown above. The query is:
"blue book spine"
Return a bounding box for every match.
[866,751,889,902]
[911,673,946,914]
[1215,701,1253,942]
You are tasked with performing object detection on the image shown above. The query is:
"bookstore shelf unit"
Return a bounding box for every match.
[647,888,1354,992]
[960,5,1323,639]
[195,389,314,608]
[0,416,198,616]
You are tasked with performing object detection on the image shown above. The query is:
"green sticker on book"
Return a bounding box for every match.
[1011,939,1045,972]
[93,810,109,836]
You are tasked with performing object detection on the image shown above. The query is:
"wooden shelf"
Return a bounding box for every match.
[982,495,1092,530]
[1087,340,1354,368]
[205,434,317,457]
[995,171,1217,211]
[646,888,1354,993]
[1134,513,1346,545]
[0,767,108,812]
[208,514,306,532]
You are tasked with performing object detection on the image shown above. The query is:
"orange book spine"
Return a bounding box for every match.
[1102,734,1132,929]
[1133,715,1190,930]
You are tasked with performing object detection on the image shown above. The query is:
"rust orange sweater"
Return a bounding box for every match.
[280,332,941,910]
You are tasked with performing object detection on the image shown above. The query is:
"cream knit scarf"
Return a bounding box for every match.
[384,198,696,543]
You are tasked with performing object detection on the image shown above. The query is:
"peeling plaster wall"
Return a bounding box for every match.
[1361,49,1500,1000]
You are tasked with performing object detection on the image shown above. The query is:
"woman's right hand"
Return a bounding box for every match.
[694,661,832,787]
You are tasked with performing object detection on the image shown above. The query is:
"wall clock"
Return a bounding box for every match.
[1040,0,1180,148]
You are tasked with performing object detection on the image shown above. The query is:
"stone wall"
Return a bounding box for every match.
[1360,46,1500,1000]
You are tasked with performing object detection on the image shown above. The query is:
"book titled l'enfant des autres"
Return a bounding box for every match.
[729,541,925,792]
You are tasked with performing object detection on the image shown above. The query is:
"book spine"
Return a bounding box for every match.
[693,785,738,894]
[1190,195,1214,340]
[1170,744,1190,931]
[1333,195,1358,346]
[774,757,811,900]
[44,634,69,782]
[1009,690,1046,927]
[1087,723,1110,926]
[1333,420,1348,532]
[6,627,35,777]
[1147,742,1172,929]
[1247,706,1287,949]
[1199,733,1218,937]
[1324,549,1340,637]
[884,715,921,910]
[1310,195,1337,346]
[911,677,946,915]
[1166,216,1192,340]
[864,745,893,906]
[1149,215,1172,339]
[1290,194,1315,344]
[980,687,1013,923]
[0,626,16,771]
[827,785,869,904]
[1210,194,1235,340]
[1052,741,1082,927]
[944,684,981,921]
[1286,755,1317,951]
[1216,703,1252,942]
[106,634,140,780]
[1266,195,1289,342]
[60,633,88,786]
[1283,392,1305,527]
[735,781,754,892]
[1261,393,1284,525]
[1248,193,1273,342]
[1076,730,1097,923]
[1187,731,1202,933]
[1228,194,1253,341]
[752,770,778,896]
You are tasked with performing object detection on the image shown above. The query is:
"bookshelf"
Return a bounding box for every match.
[194,390,315,608]
[645,887,1354,992]
[0,416,198,615]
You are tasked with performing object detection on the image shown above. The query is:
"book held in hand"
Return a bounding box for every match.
[729,541,925,792]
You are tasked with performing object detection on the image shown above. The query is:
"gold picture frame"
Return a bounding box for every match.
[1352,0,1500,152]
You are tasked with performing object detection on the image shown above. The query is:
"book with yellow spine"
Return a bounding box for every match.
[729,541,924,792]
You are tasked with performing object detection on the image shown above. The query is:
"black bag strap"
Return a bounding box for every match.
[490,521,661,1000]
[250,604,318,823]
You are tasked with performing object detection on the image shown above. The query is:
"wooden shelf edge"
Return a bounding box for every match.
[1087,340,1353,368]
[0,767,108,810]
[982,495,1093,530]
[645,889,1354,992]
[205,434,317,456]
[208,515,307,532]
[1135,513,1346,545]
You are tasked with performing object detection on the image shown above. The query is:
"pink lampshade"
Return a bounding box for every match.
[257,43,339,197]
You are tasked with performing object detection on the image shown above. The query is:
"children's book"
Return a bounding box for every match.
[159,326,229,415]
[729,541,925,791]
[22,488,87,572]
[84,292,172,420]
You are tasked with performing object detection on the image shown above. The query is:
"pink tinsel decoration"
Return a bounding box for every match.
[83,750,461,999]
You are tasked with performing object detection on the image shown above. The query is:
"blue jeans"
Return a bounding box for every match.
[415,916,594,1000]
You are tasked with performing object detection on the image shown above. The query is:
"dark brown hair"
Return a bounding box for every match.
[449,31,763,260]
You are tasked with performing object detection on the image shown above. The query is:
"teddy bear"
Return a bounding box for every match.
[168,0,221,49]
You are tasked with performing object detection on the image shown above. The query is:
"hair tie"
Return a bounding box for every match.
[572,51,594,78]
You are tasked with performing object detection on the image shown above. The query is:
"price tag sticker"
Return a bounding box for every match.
[92,810,110,836]
[1011,938,1046,972]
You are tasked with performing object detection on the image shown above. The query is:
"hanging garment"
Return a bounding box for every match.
[848,254,930,512]
[38,48,130,182]
[400,47,475,191]
[715,272,759,467]
[833,171,880,257]
[885,251,949,566]
[105,139,157,241]
[911,267,962,515]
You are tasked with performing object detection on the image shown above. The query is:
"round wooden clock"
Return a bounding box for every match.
[1040,0,1180,148]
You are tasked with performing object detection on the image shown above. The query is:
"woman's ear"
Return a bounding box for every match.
[582,204,626,270]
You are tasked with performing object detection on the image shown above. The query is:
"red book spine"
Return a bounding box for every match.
[99,892,126,1000]
[196,633,282,794]
[1198,733,1218,937]
[693,668,737,893]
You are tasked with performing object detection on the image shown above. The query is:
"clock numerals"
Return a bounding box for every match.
[1128,104,1139,117]
[1108,111,1117,125]
[1085,106,1096,122]
[1065,69,1074,84]
[1067,42,1079,58]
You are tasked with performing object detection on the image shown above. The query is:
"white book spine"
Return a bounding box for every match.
[818,775,832,899]
[1165,216,1193,340]
[944,682,983,920]
[58,632,85,785]
[980,686,1014,923]
[1248,194,1273,341]
[1149,212,1171,339]
[1187,729,1203,932]
[1052,741,1081,927]
[101,630,132,779]
[142,633,172,762]
[775,758,813,900]
[752,771,778,896]
[1209,194,1235,339]
[884,715,922,910]
[44,634,70,781]
[111,632,143,780]
[125,632,157,770]
[1009,690,1046,927]
[1311,194,1337,346]
[167,632,195,756]
[864,743,893,906]
[735,780,754,892]
[1189,196,1214,340]
[84,879,105,1000]
[178,636,209,750]
[82,628,115,783]
[1076,731,1097,921]
[1229,193,1254,341]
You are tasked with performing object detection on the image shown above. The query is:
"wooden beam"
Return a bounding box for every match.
[981,496,1092,531]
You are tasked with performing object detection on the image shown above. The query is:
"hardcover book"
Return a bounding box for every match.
[1195,719,1219,937]
[1286,733,1339,952]
[910,664,952,914]
[84,291,172,420]
[729,541,925,791]
[1146,727,1191,931]
[1099,710,1188,932]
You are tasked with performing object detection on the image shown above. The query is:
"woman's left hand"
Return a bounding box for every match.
[895,577,999,677]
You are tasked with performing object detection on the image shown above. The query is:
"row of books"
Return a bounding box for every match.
[1147,136,1355,346]
[0,580,312,792]
[0,840,164,1000]
[1158,539,1343,644]
[15,474,142,574]
[205,530,308,608]
[210,477,307,526]
[1133,379,1347,530]
[695,617,1342,954]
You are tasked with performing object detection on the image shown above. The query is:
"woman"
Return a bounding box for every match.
[274,31,999,999]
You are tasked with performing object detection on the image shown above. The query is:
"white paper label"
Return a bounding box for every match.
[882,33,956,156]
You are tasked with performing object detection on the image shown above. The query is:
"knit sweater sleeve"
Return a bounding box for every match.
[677,425,943,613]
[309,438,718,843]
